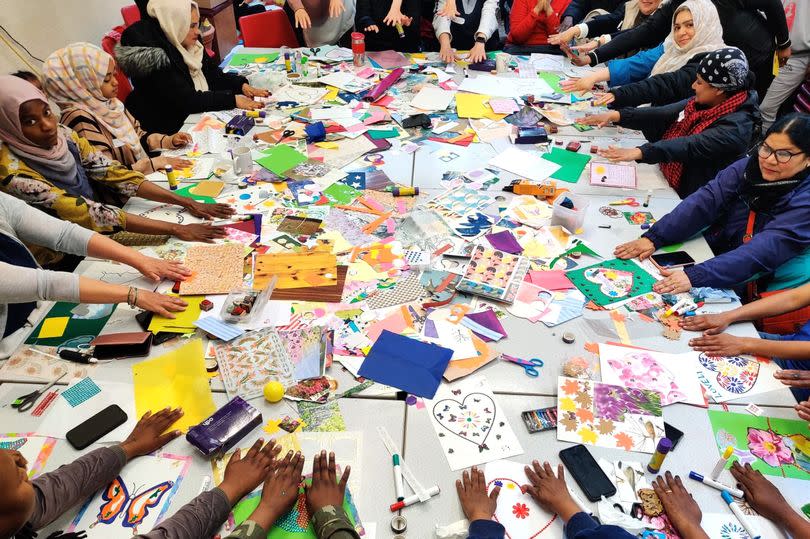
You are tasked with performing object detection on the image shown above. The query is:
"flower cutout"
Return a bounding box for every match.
[747,427,794,467]
[512,502,530,519]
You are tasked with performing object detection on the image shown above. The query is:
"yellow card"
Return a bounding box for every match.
[315,141,339,149]
[324,86,340,101]
[38,316,69,339]
[456,93,508,120]
[773,51,780,76]
[148,294,204,333]
[189,180,225,197]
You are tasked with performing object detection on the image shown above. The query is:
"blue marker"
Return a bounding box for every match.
[722,491,760,538]
[688,471,743,498]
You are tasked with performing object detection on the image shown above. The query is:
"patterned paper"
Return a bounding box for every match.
[214,328,296,400]
[0,434,57,478]
[693,352,785,403]
[456,245,531,303]
[566,258,657,308]
[365,272,427,309]
[179,243,245,295]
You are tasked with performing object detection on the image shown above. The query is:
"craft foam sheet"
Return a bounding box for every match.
[557,377,665,454]
[179,243,245,295]
[0,434,56,478]
[484,460,560,538]
[426,375,523,471]
[707,410,810,481]
[68,453,190,538]
[598,343,707,407]
[214,327,296,400]
[691,352,785,403]
[566,258,657,308]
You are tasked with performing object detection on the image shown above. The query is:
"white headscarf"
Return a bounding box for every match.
[650,0,726,76]
[147,0,209,91]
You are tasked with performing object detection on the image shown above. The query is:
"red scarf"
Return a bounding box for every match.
[659,91,748,192]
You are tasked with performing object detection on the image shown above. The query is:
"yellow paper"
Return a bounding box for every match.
[148,294,204,333]
[456,93,507,120]
[323,86,340,101]
[189,180,225,197]
[132,339,215,432]
[315,141,339,149]
[38,316,69,339]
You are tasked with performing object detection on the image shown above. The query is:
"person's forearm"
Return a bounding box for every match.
[132,157,158,174]
[592,67,610,83]
[78,276,131,305]
[86,233,147,270]
[439,33,451,46]
[783,510,810,538]
[677,525,710,539]
[124,213,180,237]
[136,180,192,209]
[725,289,810,324]
[738,337,810,360]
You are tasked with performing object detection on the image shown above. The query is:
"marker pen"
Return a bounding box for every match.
[664,298,688,318]
[567,485,591,515]
[688,471,743,498]
[710,446,734,480]
[722,491,760,538]
[389,485,440,511]
[393,454,404,501]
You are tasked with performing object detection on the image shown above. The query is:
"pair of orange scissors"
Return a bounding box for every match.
[608,197,640,207]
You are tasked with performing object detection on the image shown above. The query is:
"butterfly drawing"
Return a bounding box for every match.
[91,476,174,532]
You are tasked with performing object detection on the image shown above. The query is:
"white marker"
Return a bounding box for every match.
[722,491,760,538]
[389,485,440,511]
[664,298,688,318]
[688,471,743,498]
[710,446,734,480]
[567,485,591,515]
[393,454,405,501]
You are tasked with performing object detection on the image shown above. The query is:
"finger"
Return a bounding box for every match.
[490,484,501,502]
[311,449,320,479]
[543,461,554,477]
[524,464,541,486]
[532,460,544,479]
[462,469,471,489]
[231,448,242,463]
[328,451,337,484]
[523,484,538,499]
[338,464,351,492]
[156,429,182,446]
[456,478,465,496]
[246,438,264,460]
[557,464,565,481]
[318,450,328,482]
[293,452,305,482]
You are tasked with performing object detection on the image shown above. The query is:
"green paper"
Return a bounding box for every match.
[256,145,308,176]
[322,182,361,206]
[367,128,399,140]
[566,258,657,307]
[174,183,215,204]
[299,400,346,431]
[227,52,280,67]
[623,211,655,225]
[661,243,684,253]
[26,302,116,347]
[538,72,564,94]
[541,147,591,183]
[707,410,810,481]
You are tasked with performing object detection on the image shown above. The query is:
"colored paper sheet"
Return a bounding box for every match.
[367,49,411,68]
[179,243,246,295]
[526,270,574,291]
[26,302,116,347]
[358,330,452,398]
[367,128,399,139]
[132,339,216,432]
[227,52,280,67]
[37,317,69,339]
[173,183,215,204]
[148,295,204,333]
[484,230,523,254]
[538,71,564,94]
[443,334,500,381]
[456,93,507,120]
[540,147,592,183]
[254,252,338,290]
[256,145,308,176]
[707,410,810,481]
[322,182,361,205]
[461,309,507,342]
[566,258,657,308]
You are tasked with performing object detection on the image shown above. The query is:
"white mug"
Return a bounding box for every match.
[232,146,253,176]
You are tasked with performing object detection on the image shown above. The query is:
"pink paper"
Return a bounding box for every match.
[363,68,404,102]
[356,67,375,79]
[527,270,574,291]
[489,98,520,114]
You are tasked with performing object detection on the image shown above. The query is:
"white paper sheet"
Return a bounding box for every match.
[689,351,785,403]
[459,75,555,99]
[488,147,561,182]
[700,512,788,539]
[410,87,455,112]
[484,460,561,538]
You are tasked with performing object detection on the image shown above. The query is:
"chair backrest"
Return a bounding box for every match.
[101,28,133,103]
[121,4,141,27]
[240,9,299,48]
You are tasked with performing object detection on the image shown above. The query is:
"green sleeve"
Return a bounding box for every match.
[312,505,361,539]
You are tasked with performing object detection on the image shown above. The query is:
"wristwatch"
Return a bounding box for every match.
[474,34,486,44]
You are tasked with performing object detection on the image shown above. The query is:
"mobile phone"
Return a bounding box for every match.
[651,251,695,269]
[664,422,684,450]
[66,405,128,450]
[402,113,432,129]
[559,444,617,502]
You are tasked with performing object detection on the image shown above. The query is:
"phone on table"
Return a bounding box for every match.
[66,404,128,450]
[664,422,684,450]
[559,444,617,502]
[651,251,695,269]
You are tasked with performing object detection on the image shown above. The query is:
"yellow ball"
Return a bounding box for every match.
[263,381,284,403]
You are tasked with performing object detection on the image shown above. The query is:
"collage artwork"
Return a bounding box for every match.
[566,258,657,308]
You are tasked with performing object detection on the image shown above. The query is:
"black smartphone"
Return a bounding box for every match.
[66,405,128,450]
[402,113,431,129]
[664,422,684,450]
[559,444,617,502]
[651,251,696,269]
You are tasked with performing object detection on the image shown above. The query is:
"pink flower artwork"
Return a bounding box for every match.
[747,427,794,467]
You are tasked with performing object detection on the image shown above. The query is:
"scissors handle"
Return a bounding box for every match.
[12,392,39,413]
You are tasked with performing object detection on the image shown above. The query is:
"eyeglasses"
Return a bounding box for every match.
[758,143,804,164]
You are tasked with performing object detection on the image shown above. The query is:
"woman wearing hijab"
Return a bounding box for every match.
[42,43,191,175]
[612,113,810,302]
[558,0,721,93]
[117,0,268,134]
[580,47,761,197]
[0,75,228,265]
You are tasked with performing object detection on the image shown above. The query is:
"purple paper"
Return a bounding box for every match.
[462,309,508,342]
[363,68,404,102]
[485,230,523,255]
[423,319,439,338]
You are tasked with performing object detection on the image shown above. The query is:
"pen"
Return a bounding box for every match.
[59,349,98,364]
[664,298,688,318]
[722,491,760,538]
[688,471,743,498]
[389,485,440,511]
[710,446,734,479]
[393,454,405,501]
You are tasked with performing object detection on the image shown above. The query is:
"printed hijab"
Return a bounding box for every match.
[147,0,209,91]
[650,0,725,76]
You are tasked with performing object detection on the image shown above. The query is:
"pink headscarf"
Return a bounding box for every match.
[0,75,75,177]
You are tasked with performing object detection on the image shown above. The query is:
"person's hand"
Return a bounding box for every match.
[534,0,551,15]
[689,333,750,356]
[652,472,705,538]
[174,223,228,242]
[579,111,619,127]
[557,15,574,33]
[614,238,655,260]
[560,76,597,94]
[729,462,789,521]
[249,450,306,529]
[10,450,27,470]
[294,8,312,28]
[572,40,599,54]
[242,84,270,99]
[329,0,345,18]
[236,95,263,110]
[549,27,579,45]
[680,313,732,333]
[170,132,192,148]
[153,155,194,171]
[777,47,792,67]
[523,461,581,520]
[384,7,405,26]
[219,439,282,504]
[456,466,499,522]
[133,255,191,282]
[796,400,810,421]
[467,42,487,63]
[135,290,188,318]
[120,408,184,460]
[653,267,692,294]
[598,146,642,162]
[569,52,591,66]
[438,0,459,19]
[365,24,380,32]
[440,43,457,63]
[184,200,235,220]
[774,370,810,389]
[306,450,351,513]
[592,92,615,106]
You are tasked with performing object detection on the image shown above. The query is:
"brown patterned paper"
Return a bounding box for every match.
[179,243,246,295]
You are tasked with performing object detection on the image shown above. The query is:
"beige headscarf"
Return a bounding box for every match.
[147,0,209,91]
[650,0,726,76]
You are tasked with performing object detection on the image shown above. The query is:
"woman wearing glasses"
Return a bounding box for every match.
[613,112,810,297]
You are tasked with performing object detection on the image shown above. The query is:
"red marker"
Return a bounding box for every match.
[389,485,440,511]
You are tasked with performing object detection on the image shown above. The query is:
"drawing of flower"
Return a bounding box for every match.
[578,427,598,444]
[614,432,634,451]
[494,480,503,487]
[576,408,595,422]
[747,428,794,467]
[512,503,530,519]
[562,379,581,395]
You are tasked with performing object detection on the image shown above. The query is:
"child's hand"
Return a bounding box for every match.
[522,461,581,521]
[120,408,183,460]
[383,8,405,26]
[365,25,380,33]
[248,450,306,530]
[294,8,312,28]
[219,439,281,503]
[795,400,810,421]
[730,462,788,522]
[680,313,732,334]
[306,450,351,512]
[775,370,810,389]
[688,333,750,357]
[456,466,499,522]
[652,472,705,538]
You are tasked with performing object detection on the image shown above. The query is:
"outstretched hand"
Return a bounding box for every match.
[120,408,184,460]
[457,466,499,522]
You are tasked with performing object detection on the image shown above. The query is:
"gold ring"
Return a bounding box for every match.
[664,490,673,494]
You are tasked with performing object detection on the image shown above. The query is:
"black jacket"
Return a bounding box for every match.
[609,52,707,108]
[583,4,625,37]
[562,0,626,23]
[116,18,247,134]
[618,91,762,197]
[356,0,421,52]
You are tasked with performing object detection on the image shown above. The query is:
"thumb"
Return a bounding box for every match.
[231,449,242,463]
[489,485,501,502]
[658,267,673,277]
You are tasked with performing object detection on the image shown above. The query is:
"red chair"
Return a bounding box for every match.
[240,9,299,48]
[101,27,133,103]
[121,4,141,27]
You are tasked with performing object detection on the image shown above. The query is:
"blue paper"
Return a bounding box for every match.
[194,317,245,341]
[358,330,453,398]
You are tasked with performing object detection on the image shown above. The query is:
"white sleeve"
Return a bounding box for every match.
[577,22,589,39]
[433,0,452,38]
[0,261,81,304]
[0,193,93,256]
[476,0,499,40]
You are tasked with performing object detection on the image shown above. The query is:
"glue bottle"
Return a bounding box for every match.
[647,438,673,473]
[165,165,179,190]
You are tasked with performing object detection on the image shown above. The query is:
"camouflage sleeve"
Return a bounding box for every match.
[224,519,267,539]
[311,505,361,539]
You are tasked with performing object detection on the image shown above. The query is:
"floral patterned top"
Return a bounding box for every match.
[0,126,145,234]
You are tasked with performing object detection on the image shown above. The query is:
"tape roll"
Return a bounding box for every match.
[391,515,407,533]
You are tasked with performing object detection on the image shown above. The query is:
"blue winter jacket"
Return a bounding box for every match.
[606,44,664,87]
[466,514,636,538]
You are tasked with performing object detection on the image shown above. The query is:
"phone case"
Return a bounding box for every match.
[90,332,153,359]
[66,405,128,450]
[559,445,617,501]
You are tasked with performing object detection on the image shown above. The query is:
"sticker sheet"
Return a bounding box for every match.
[557,377,665,454]
[484,460,560,538]
[692,352,785,403]
[179,243,246,295]
[426,375,523,471]
[214,327,296,400]
[456,245,531,303]
[566,258,657,308]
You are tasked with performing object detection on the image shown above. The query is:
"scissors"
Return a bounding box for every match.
[12,373,66,413]
[501,354,544,377]
[608,197,640,207]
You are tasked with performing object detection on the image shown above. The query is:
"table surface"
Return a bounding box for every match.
[3,47,806,539]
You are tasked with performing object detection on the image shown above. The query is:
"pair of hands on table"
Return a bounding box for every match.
[236,83,270,110]
[614,238,693,294]
[440,41,488,64]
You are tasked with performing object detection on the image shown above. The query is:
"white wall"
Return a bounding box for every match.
[0,0,132,74]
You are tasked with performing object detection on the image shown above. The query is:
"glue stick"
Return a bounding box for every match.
[395,23,405,38]
[647,438,672,473]
[393,186,419,197]
[710,446,734,480]
[165,165,179,190]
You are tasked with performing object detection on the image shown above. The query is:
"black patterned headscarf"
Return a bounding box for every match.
[698,47,749,92]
